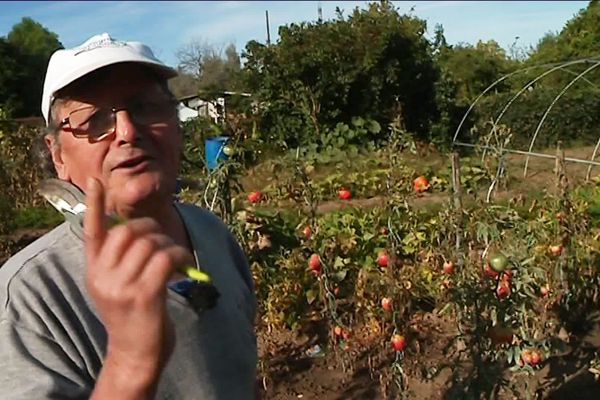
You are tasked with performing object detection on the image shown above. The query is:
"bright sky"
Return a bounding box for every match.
[0,1,589,68]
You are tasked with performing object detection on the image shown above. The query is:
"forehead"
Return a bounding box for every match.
[57,64,167,111]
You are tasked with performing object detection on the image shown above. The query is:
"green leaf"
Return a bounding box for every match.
[363,232,375,241]
[351,116,365,127]
[367,120,381,133]
[333,269,348,282]
[306,289,318,305]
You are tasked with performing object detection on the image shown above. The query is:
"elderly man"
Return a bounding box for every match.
[0,33,256,399]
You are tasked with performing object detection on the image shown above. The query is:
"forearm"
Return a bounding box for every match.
[90,352,161,400]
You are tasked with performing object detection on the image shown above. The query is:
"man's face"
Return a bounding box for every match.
[47,64,181,216]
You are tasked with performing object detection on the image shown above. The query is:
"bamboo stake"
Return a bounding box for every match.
[451,153,463,258]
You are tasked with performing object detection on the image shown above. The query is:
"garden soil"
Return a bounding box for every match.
[257,311,600,400]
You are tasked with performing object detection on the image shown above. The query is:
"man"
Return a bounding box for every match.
[0,33,257,399]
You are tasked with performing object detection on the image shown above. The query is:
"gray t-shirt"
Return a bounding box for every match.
[0,203,257,399]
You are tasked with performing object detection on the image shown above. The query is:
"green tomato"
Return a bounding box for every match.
[222,144,234,156]
[489,252,508,272]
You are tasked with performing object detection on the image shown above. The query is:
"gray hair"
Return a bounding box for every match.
[35,103,65,178]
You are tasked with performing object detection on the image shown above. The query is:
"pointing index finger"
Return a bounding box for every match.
[84,177,107,259]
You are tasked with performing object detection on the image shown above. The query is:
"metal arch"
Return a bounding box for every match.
[483,59,595,160]
[488,59,596,141]
[559,66,600,91]
[451,60,573,144]
[587,137,600,181]
[452,65,542,144]
[524,60,600,177]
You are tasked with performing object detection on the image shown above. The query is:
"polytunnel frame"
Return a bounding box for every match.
[452,57,600,181]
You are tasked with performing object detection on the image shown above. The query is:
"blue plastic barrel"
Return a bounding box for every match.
[204,136,229,171]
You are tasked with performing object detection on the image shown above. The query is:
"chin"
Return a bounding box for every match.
[112,174,175,211]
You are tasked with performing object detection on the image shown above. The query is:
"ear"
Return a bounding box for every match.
[45,134,70,180]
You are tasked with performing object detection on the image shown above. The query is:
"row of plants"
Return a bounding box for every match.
[200,122,600,398]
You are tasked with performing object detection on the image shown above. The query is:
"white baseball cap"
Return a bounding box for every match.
[41,33,177,125]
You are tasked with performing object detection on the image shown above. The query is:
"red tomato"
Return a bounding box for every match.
[521,349,533,365]
[341,329,351,341]
[308,254,321,274]
[302,226,312,239]
[496,281,510,299]
[483,262,499,279]
[549,245,563,256]
[540,285,550,297]
[391,334,407,351]
[530,350,542,365]
[338,189,352,200]
[377,251,389,268]
[443,261,454,274]
[333,286,340,296]
[502,269,513,282]
[247,191,262,203]
[381,297,393,312]
[334,326,343,336]
[413,176,429,193]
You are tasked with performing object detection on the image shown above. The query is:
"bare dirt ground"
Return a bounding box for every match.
[257,310,600,400]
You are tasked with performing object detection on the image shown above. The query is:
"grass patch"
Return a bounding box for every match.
[12,206,63,230]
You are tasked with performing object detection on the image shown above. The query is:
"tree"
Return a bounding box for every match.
[168,69,200,98]
[242,1,438,146]
[0,38,26,117]
[429,30,518,144]
[528,0,600,63]
[7,17,62,60]
[5,17,63,117]
[437,40,514,107]
[173,39,242,97]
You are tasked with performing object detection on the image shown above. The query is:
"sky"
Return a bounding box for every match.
[0,1,590,68]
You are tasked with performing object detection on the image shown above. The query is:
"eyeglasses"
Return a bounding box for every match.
[59,99,177,141]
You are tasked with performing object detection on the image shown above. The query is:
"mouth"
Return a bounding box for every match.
[112,155,153,170]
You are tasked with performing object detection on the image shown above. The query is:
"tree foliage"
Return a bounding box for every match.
[529,1,600,63]
[429,24,517,144]
[460,0,600,150]
[242,1,438,147]
[3,17,62,117]
[437,40,516,107]
[0,38,27,117]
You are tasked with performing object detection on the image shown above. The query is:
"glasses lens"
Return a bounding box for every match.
[68,107,114,139]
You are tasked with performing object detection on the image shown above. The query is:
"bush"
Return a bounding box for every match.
[473,85,600,149]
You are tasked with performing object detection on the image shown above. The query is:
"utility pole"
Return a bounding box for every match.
[317,1,323,22]
[265,10,271,45]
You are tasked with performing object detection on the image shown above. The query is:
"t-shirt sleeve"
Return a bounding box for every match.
[0,319,92,400]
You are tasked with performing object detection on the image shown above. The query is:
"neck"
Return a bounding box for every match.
[115,199,190,250]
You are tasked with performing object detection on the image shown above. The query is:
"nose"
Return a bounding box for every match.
[114,109,140,144]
